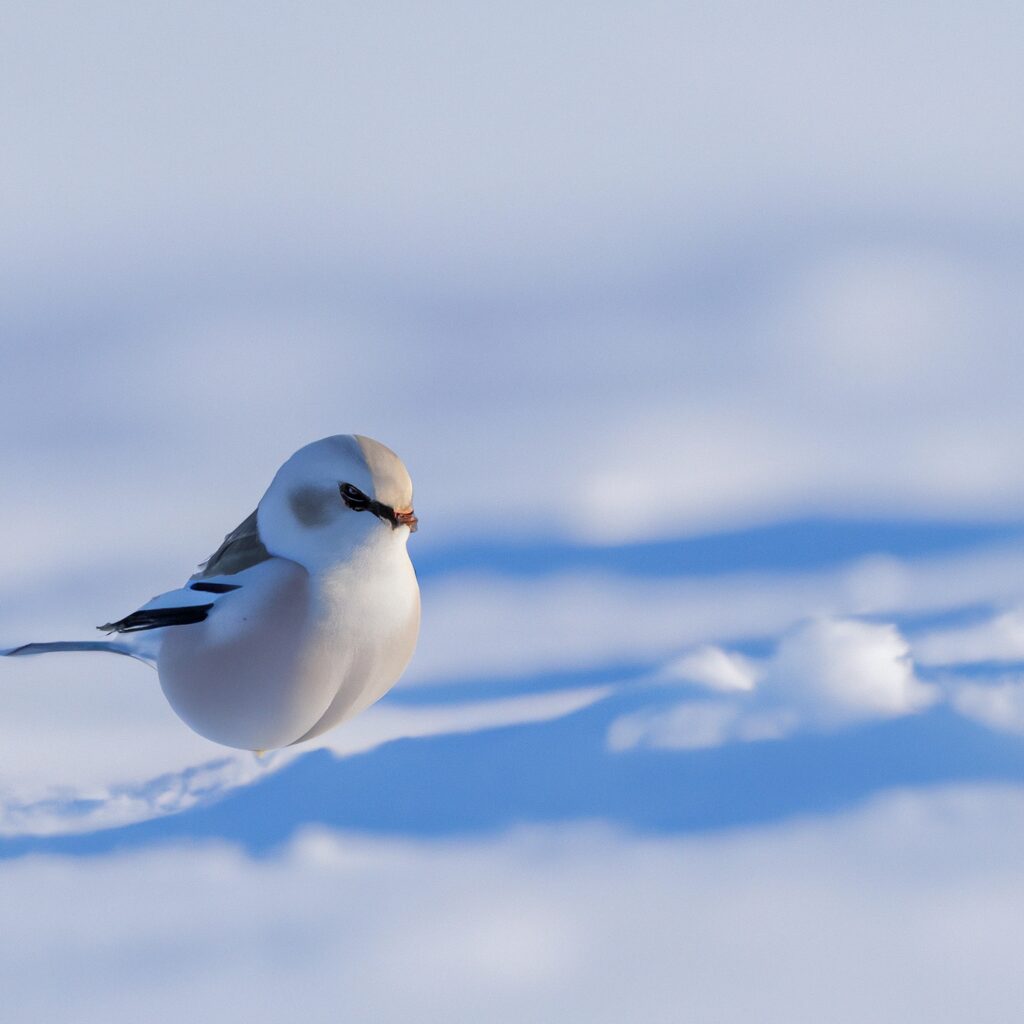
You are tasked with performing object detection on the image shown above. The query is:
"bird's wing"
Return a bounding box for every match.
[100,568,259,637]
[99,582,227,634]
[4,515,278,664]
[191,509,271,580]
[98,510,273,636]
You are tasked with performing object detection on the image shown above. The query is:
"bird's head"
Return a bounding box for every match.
[257,434,417,570]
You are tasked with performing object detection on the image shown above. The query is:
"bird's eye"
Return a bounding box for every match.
[340,482,370,509]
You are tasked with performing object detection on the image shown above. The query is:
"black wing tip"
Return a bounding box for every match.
[99,603,214,634]
[189,581,242,594]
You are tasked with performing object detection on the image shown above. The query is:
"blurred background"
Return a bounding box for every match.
[3,3,1024,1020]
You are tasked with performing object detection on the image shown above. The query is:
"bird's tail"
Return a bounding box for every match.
[1,640,152,664]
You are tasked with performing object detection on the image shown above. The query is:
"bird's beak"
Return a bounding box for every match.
[394,508,418,532]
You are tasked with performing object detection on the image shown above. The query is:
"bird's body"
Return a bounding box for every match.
[2,435,420,751]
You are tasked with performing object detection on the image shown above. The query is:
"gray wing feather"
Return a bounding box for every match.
[2,513,271,666]
[192,509,271,579]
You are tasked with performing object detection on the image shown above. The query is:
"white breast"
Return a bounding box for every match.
[156,542,419,750]
[292,539,420,743]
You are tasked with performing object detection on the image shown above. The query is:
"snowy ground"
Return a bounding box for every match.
[2,3,1023,1018]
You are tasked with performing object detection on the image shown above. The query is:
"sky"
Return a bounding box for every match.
[2,2,1024,1019]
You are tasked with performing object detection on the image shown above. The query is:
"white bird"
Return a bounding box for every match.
[2,435,420,751]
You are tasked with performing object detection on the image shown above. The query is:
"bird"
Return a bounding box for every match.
[1,434,420,752]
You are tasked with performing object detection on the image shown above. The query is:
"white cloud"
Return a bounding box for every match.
[3,786,1024,1022]
[610,618,933,752]
[315,686,611,761]
[764,617,934,726]
[951,680,1024,736]
[914,608,1024,666]
[410,570,830,684]
[608,700,741,752]
[410,539,1024,687]
[409,565,863,686]
[660,644,759,692]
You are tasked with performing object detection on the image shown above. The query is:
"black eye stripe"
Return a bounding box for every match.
[339,482,371,508]
[339,481,403,527]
